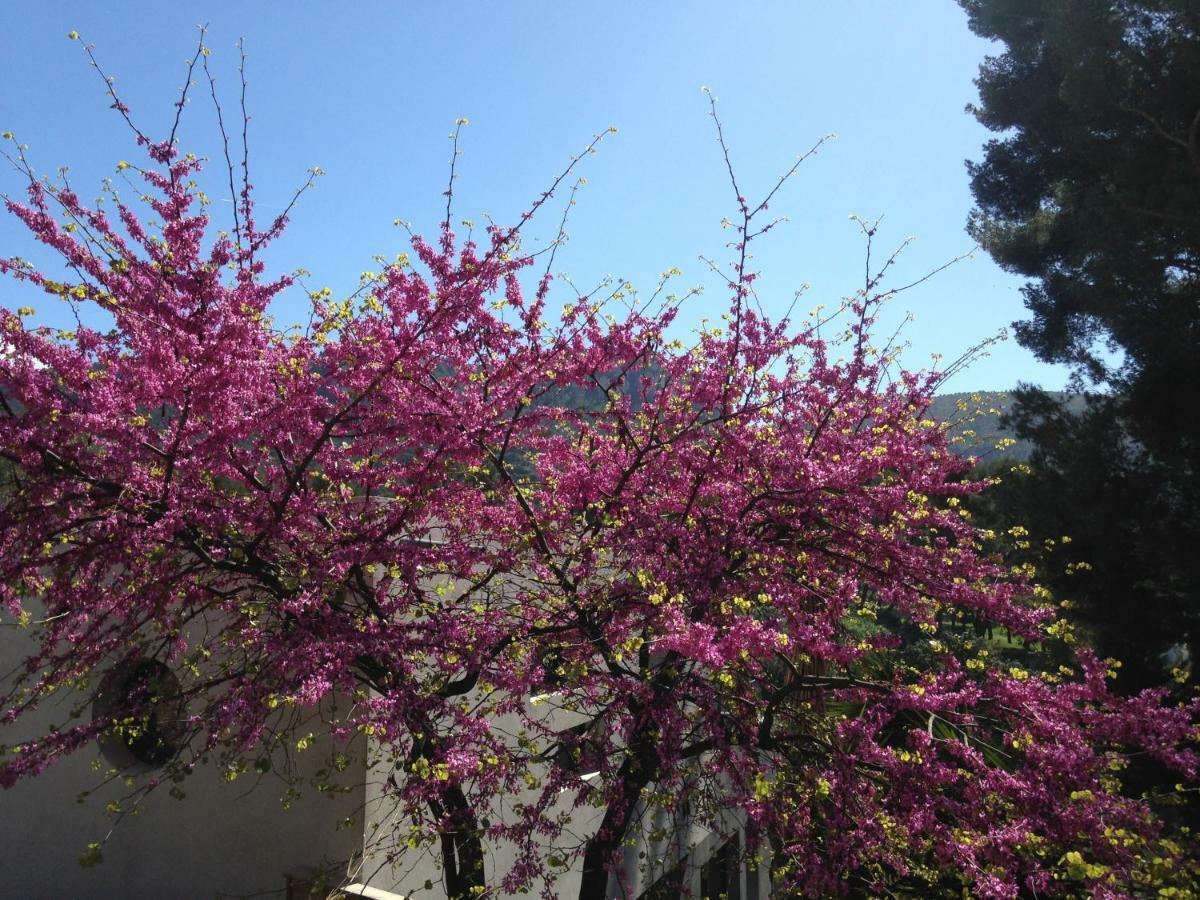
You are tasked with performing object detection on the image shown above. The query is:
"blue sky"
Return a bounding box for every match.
[0,1,1073,391]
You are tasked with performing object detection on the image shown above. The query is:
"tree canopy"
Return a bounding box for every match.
[2,34,1199,899]
[961,0,1200,687]
[963,0,1200,393]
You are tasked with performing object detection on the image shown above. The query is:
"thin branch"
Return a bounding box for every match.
[201,42,243,251]
[443,118,467,235]
[166,26,209,163]
[78,39,150,145]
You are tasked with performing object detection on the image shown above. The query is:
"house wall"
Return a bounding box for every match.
[348,561,774,900]
[0,548,772,900]
[352,700,771,900]
[0,625,366,900]
[352,702,603,898]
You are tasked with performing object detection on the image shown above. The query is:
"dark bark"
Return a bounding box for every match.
[432,781,486,900]
[403,709,486,900]
[577,743,656,900]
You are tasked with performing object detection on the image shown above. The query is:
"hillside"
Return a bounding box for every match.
[928,391,1084,462]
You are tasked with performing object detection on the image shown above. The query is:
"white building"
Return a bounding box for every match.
[1,558,770,899]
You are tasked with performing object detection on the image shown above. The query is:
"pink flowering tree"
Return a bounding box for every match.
[2,36,1198,900]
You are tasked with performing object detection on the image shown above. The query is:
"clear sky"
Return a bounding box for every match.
[0,1,1073,391]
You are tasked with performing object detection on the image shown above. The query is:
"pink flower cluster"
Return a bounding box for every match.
[1,70,1196,899]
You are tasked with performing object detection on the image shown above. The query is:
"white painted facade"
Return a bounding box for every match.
[0,624,364,899]
[1,559,769,898]
[349,698,770,900]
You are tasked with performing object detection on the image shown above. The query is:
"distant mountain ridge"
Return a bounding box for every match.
[538,381,1072,463]
[928,391,1082,462]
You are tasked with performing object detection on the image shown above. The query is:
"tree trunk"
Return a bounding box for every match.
[436,781,486,900]
[577,747,653,900]
[403,710,486,900]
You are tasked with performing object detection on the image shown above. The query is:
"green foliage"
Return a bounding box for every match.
[78,842,103,868]
[977,392,1200,690]
[962,0,1200,689]
[962,0,1200,395]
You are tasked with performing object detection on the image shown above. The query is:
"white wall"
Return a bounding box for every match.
[352,696,767,900]
[0,625,366,899]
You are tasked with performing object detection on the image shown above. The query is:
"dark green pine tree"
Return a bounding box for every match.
[960,0,1200,689]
